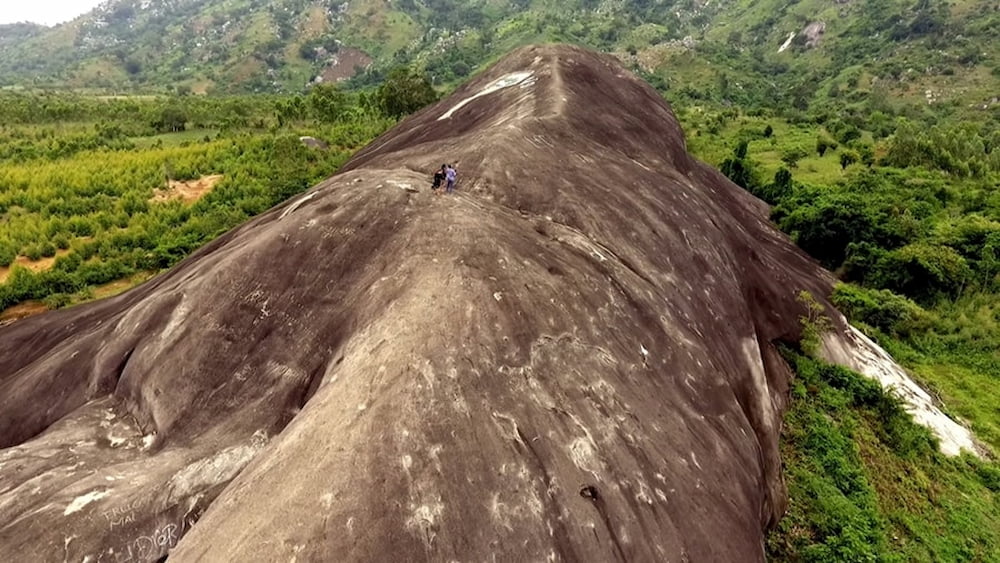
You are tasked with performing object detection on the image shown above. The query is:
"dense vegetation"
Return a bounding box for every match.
[2,0,997,115]
[0,81,441,314]
[769,350,999,561]
[682,105,1000,451]
[665,21,1000,555]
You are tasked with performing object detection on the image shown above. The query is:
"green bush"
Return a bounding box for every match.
[42,292,73,309]
[23,243,44,261]
[777,195,881,268]
[0,240,16,267]
[840,149,860,169]
[39,241,56,258]
[52,233,71,250]
[781,146,809,168]
[871,244,972,303]
[831,283,930,336]
[816,133,838,156]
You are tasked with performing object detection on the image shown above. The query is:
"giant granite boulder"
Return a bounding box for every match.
[0,44,974,562]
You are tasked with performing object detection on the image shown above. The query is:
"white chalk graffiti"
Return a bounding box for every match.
[113,523,179,562]
[102,500,144,530]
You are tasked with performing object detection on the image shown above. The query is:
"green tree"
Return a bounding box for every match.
[817,134,838,157]
[155,106,187,133]
[872,244,971,302]
[124,59,142,76]
[276,96,306,126]
[757,168,794,205]
[857,144,875,167]
[308,84,347,123]
[776,195,887,269]
[720,140,759,190]
[781,147,809,168]
[840,150,859,170]
[375,67,438,119]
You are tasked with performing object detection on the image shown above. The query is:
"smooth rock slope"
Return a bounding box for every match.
[0,44,972,562]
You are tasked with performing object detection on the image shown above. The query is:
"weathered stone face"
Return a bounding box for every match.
[1,45,841,562]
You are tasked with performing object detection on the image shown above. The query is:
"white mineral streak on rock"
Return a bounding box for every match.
[166,433,269,500]
[777,32,796,53]
[823,324,981,457]
[742,338,776,432]
[439,71,534,120]
[63,490,110,516]
[280,192,318,219]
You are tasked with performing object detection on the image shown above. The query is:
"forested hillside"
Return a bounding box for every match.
[1,0,998,109]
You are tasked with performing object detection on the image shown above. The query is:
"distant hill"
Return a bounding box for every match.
[0,0,998,116]
[0,22,47,53]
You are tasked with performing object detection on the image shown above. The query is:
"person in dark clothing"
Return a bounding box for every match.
[431,164,447,192]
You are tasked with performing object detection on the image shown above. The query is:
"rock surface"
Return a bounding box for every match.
[0,44,956,561]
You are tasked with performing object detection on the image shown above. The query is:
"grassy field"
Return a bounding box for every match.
[130,129,221,148]
[685,114,848,184]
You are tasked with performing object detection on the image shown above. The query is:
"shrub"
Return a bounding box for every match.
[23,243,44,261]
[752,167,794,205]
[781,146,809,168]
[39,241,56,258]
[0,240,16,267]
[978,465,1000,492]
[870,244,972,303]
[840,149,860,170]
[816,134,838,156]
[797,290,833,355]
[831,283,930,336]
[52,234,71,250]
[42,293,73,309]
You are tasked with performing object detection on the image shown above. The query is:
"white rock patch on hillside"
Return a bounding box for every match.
[822,323,982,457]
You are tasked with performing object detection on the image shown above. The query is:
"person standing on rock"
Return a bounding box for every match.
[445,164,457,194]
[432,164,446,194]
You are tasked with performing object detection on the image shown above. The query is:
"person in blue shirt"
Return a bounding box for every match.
[445,164,457,193]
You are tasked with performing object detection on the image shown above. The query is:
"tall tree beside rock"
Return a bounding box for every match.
[375,66,438,119]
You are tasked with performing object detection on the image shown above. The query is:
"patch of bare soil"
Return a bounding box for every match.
[0,250,72,283]
[0,301,48,326]
[322,48,373,82]
[89,271,156,300]
[152,174,224,205]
